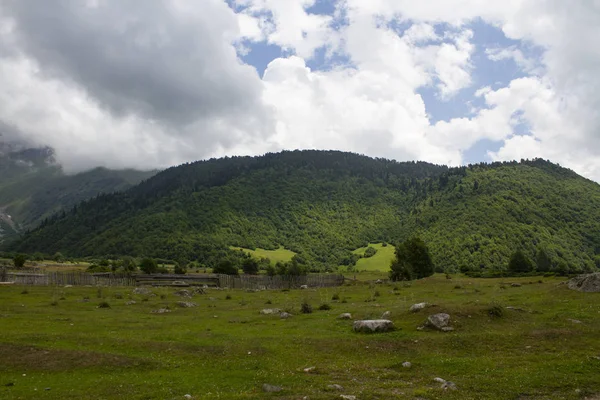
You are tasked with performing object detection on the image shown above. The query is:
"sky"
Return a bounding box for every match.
[0,1,599,181]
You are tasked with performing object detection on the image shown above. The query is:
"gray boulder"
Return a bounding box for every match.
[410,302,428,313]
[353,319,395,333]
[425,313,451,330]
[280,312,292,319]
[133,287,155,296]
[568,273,600,292]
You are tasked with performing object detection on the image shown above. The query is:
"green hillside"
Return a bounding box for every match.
[6,150,600,275]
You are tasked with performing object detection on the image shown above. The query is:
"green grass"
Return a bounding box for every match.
[352,243,396,271]
[1,275,600,399]
[230,246,296,264]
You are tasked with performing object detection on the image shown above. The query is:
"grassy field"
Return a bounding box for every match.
[352,243,396,271]
[1,275,600,399]
[230,246,296,265]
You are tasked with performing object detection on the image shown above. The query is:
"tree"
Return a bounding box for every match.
[139,258,158,274]
[13,254,26,269]
[389,237,434,281]
[174,261,187,275]
[213,259,239,275]
[241,258,259,275]
[508,250,533,275]
[121,256,137,272]
[535,247,552,272]
[364,246,377,258]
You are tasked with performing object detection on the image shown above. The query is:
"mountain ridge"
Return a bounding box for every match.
[5,150,600,274]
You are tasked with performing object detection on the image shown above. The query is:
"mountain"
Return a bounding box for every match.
[0,144,157,242]
[5,150,600,275]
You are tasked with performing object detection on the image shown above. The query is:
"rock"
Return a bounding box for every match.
[300,285,308,289]
[260,308,281,315]
[511,283,522,287]
[64,285,73,288]
[381,311,391,319]
[442,381,458,390]
[184,395,192,399]
[353,319,395,333]
[303,366,316,373]
[280,312,292,319]
[568,273,600,292]
[150,308,171,314]
[425,313,451,330]
[441,327,455,332]
[174,290,192,297]
[176,301,197,308]
[340,395,357,400]
[568,319,583,324]
[125,300,136,305]
[409,302,428,313]
[506,306,526,312]
[338,313,352,320]
[433,377,446,384]
[327,384,344,391]
[402,362,412,368]
[375,279,383,284]
[133,287,155,296]
[262,384,283,393]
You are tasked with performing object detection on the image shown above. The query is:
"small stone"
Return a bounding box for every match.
[402,362,412,368]
[133,287,155,296]
[300,285,308,289]
[44,387,51,391]
[568,319,583,324]
[441,327,455,332]
[511,283,522,287]
[184,395,192,399]
[64,285,73,288]
[353,319,395,333]
[409,302,428,313]
[150,308,171,314]
[375,279,383,284]
[381,311,391,319]
[327,384,344,391]
[262,384,283,393]
[280,312,292,319]
[303,366,316,373]
[433,377,446,384]
[340,395,357,400]
[176,301,197,308]
[260,308,281,315]
[338,313,352,320]
[442,381,458,391]
[174,290,192,297]
[125,300,136,305]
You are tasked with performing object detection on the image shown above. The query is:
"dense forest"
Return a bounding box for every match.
[5,150,600,275]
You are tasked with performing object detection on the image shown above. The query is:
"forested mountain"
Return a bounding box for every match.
[0,144,156,242]
[6,150,600,275]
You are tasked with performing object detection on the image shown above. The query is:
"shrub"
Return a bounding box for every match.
[21,289,28,295]
[300,301,313,314]
[13,254,27,269]
[213,260,239,275]
[265,299,272,304]
[331,293,340,301]
[373,290,381,297]
[318,303,331,310]
[225,294,232,300]
[139,258,158,274]
[487,303,504,318]
[364,246,377,258]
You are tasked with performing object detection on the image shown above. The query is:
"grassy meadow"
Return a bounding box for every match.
[1,274,600,399]
[230,246,296,265]
[352,243,396,271]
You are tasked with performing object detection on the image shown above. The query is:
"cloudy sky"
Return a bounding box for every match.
[0,1,599,181]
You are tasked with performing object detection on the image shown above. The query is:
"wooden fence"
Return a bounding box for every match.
[0,269,344,289]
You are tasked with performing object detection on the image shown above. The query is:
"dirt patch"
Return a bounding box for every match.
[0,343,153,372]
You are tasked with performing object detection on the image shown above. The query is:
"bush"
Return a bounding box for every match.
[364,246,377,258]
[97,301,111,309]
[225,294,232,300]
[139,258,158,274]
[331,293,340,301]
[318,303,332,310]
[300,301,313,314]
[13,254,26,269]
[242,258,259,275]
[213,260,239,275]
[487,303,504,318]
